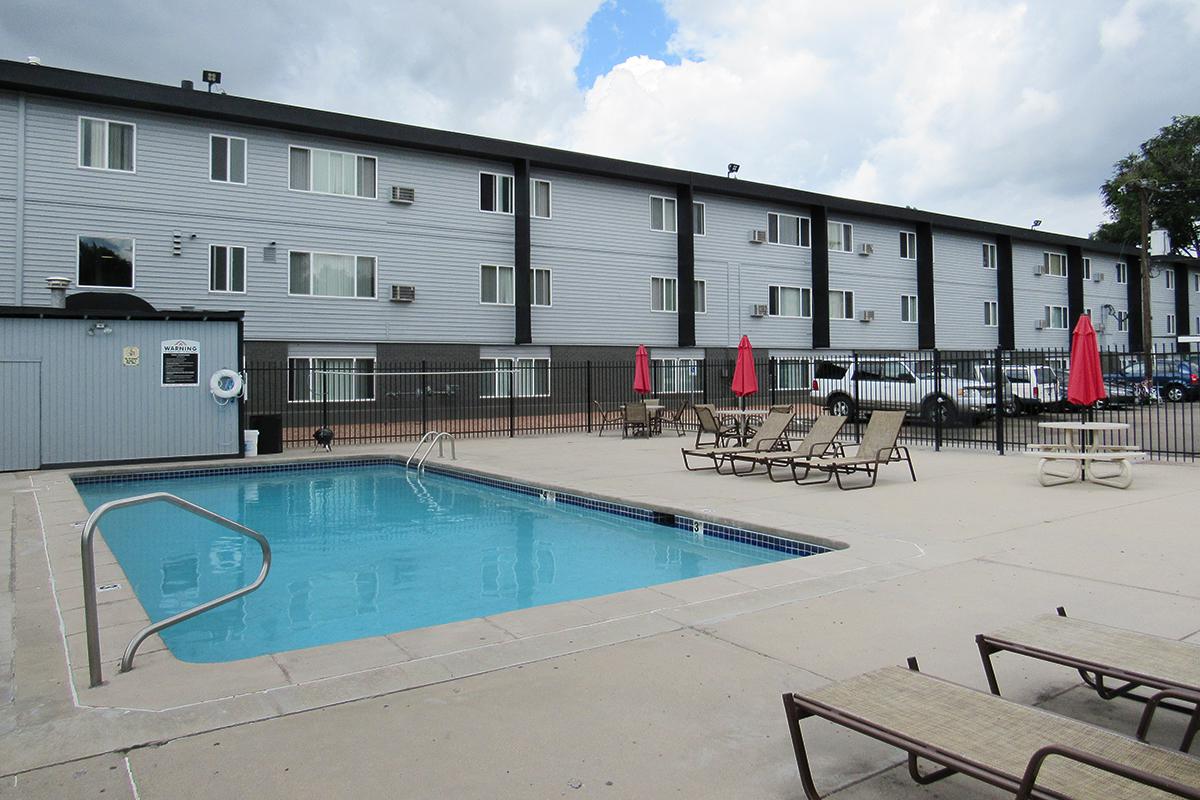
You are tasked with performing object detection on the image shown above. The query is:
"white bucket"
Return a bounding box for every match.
[243,429,260,457]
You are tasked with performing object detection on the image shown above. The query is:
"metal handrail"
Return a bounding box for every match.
[81,492,271,688]
[416,432,456,471]
[405,431,439,468]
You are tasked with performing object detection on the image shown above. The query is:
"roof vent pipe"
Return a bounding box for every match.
[46,276,71,308]
[27,56,42,66]
[181,79,194,90]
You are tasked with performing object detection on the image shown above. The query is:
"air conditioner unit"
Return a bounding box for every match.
[390,186,416,204]
[390,284,416,303]
[859,310,875,322]
[749,229,768,244]
[1034,264,1046,276]
[1093,273,1105,283]
[750,303,769,317]
[1034,319,1047,330]
[858,243,874,256]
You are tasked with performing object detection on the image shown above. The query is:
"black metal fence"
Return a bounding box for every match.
[243,346,1199,461]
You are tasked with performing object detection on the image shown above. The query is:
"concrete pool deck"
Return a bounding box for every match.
[2,433,1198,798]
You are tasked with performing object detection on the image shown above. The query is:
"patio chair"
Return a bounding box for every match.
[622,401,651,439]
[782,661,1200,800]
[691,403,739,449]
[592,400,624,437]
[681,408,795,473]
[726,414,847,479]
[741,404,795,443]
[661,400,690,437]
[787,410,914,490]
[977,607,1200,752]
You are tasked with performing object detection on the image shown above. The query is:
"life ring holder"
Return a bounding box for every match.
[210,368,244,402]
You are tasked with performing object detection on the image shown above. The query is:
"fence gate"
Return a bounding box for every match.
[0,360,41,471]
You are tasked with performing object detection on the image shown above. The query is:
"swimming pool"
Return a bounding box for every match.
[75,461,826,663]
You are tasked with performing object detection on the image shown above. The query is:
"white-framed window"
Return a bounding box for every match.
[1116,262,1128,284]
[982,243,997,270]
[530,179,551,219]
[1044,305,1069,330]
[693,202,706,236]
[210,135,246,184]
[1167,314,1176,334]
[768,285,811,318]
[1194,273,1199,292]
[1084,307,1093,323]
[900,294,918,323]
[1082,257,1092,281]
[480,264,515,305]
[531,267,552,307]
[694,279,707,313]
[651,275,677,312]
[288,251,376,298]
[651,357,701,394]
[289,146,376,198]
[774,358,811,391]
[899,231,917,260]
[287,357,375,402]
[984,301,998,327]
[77,235,135,288]
[209,244,246,293]
[768,212,810,247]
[1166,270,1175,290]
[478,171,514,214]
[650,195,677,232]
[1043,252,1067,277]
[1118,312,1129,333]
[827,221,852,253]
[79,117,135,172]
[829,290,855,320]
[480,358,550,398]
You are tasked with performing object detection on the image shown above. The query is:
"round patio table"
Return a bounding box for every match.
[1036,421,1131,484]
[715,408,762,446]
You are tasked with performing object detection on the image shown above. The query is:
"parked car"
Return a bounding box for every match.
[1002,365,1062,414]
[1104,358,1200,403]
[811,358,994,425]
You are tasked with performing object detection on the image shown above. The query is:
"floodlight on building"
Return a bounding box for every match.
[727,163,740,179]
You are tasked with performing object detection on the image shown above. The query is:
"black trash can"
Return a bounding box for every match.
[249,414,284,455]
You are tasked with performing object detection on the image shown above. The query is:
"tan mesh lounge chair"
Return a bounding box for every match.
[783,662,1200,800]
[978,607,1200,752]
[622,401,651,439]
[680,408,795,473]
[788,409,914,490]
[662,400,689,437]
[690,403,739,449]
[592,400,624,436]
[726,414,847,478]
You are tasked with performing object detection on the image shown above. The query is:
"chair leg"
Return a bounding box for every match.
[782,695,826,800]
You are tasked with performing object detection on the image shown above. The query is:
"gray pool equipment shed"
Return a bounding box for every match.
[0,306,244,471]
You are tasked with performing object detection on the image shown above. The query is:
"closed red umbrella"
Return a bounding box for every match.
[731,335,758,399]
[633,344,652,396]
[1067,314,1106,406]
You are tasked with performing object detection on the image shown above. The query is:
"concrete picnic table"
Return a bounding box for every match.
[1031,421,1143,489]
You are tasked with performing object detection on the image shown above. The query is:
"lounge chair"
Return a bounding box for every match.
[786,409,914,490]
[680,408,794,473]
[691,403,739,449]
[782,661,1200,800]
[977,607,1200,752]
[592,400,624,437]
[622,401,651,439]
[726,414,846,479]
[661,400,689,437]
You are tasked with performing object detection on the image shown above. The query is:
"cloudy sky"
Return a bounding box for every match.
[4,0,1197,237]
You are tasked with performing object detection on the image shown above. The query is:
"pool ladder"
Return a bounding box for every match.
[406,430,456,471]
[80,493,271,688]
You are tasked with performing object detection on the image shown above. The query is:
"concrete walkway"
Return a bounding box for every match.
[2,434,1198,798]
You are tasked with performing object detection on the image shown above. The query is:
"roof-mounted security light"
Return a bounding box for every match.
[1030,219,1043,230]
[202,70,222,93]
[727,163,740,179]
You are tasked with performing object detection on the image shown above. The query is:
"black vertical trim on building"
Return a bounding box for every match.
[513,158,531,344]
[1126,258,1143,352]
[811,206,830,348]
[676,184,695,347]
[1175,262,1191,353]
[996,235,1015,350]
[916,222,935,349]
[1066,245,1085,332]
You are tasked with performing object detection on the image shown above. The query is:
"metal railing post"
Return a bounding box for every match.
[509,365,516,437]
[586,361,593,433]
[994,347,1005,455]
[933,349,943,451]
[420,360,428,435]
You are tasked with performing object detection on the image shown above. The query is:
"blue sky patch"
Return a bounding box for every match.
[576,0,681,90]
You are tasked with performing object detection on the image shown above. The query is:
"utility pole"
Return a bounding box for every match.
[1135,181,1154,383]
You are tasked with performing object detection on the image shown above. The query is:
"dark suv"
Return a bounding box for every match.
[1105,359,1200,403]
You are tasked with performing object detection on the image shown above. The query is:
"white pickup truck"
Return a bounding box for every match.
[811,358,995,425]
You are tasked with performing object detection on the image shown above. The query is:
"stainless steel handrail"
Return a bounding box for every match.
[81,492,271,688]
[406,431,439,468]
[416,432,455,471]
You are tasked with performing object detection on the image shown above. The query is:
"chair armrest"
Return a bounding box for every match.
[1136,687,1200,746]
[1016,743,1200,800]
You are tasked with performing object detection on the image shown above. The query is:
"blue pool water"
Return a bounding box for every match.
[75,463,818,663]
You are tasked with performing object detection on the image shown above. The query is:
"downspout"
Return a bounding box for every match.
[15,92,26,305]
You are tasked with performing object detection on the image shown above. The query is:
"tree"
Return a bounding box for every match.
[1093,115,1200,256]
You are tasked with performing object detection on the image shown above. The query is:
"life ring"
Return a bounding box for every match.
[210,369,244,399]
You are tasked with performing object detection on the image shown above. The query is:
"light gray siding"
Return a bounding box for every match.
[932,230,999,350]
[1150,268,1176,343]
[1011,240,1071,348]
[827,215,919,350]
[1081,251,1131,350]
[0,91,18,304]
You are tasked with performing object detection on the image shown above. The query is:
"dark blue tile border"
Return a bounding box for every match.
[73,458,828,558]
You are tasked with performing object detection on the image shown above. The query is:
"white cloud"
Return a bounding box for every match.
[1100,0,1146,51]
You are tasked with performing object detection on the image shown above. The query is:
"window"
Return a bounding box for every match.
[982,243,997,270]
[694,280,707,313]
[1044,305,1069,330]
[1118,313,1129,333]
[1082,257,1092,281]
[650,196,676,232]
[287,357,375,402]
[1116,262,1128,284]
[899,231,917,260]
[1167,314,1176,334]
[900,294,918,323]
[768,285,811,318]
[1043,252,1067,277]
[768,212,810,247]
[530,179,551,219]
[289,147,376,198]
[693,202,706,236]
[288,251,375,298]
[210,135,246,183]
[478,172,514,213]
[1166,270,1175,290]
[774,359,810,390]
[827,222,852,252]
[79,117,135,172]
[1194,274,1199,292]
[531,267,552,307]
[984,301,998,327]
[1084,307,1093,320]
[480,264,515,305]
[651,358,701,394]
[651,276,677,312]
[480,358,550,398]
[77,235,134,288]
[829,290,854,320]
[209,245,246,293]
